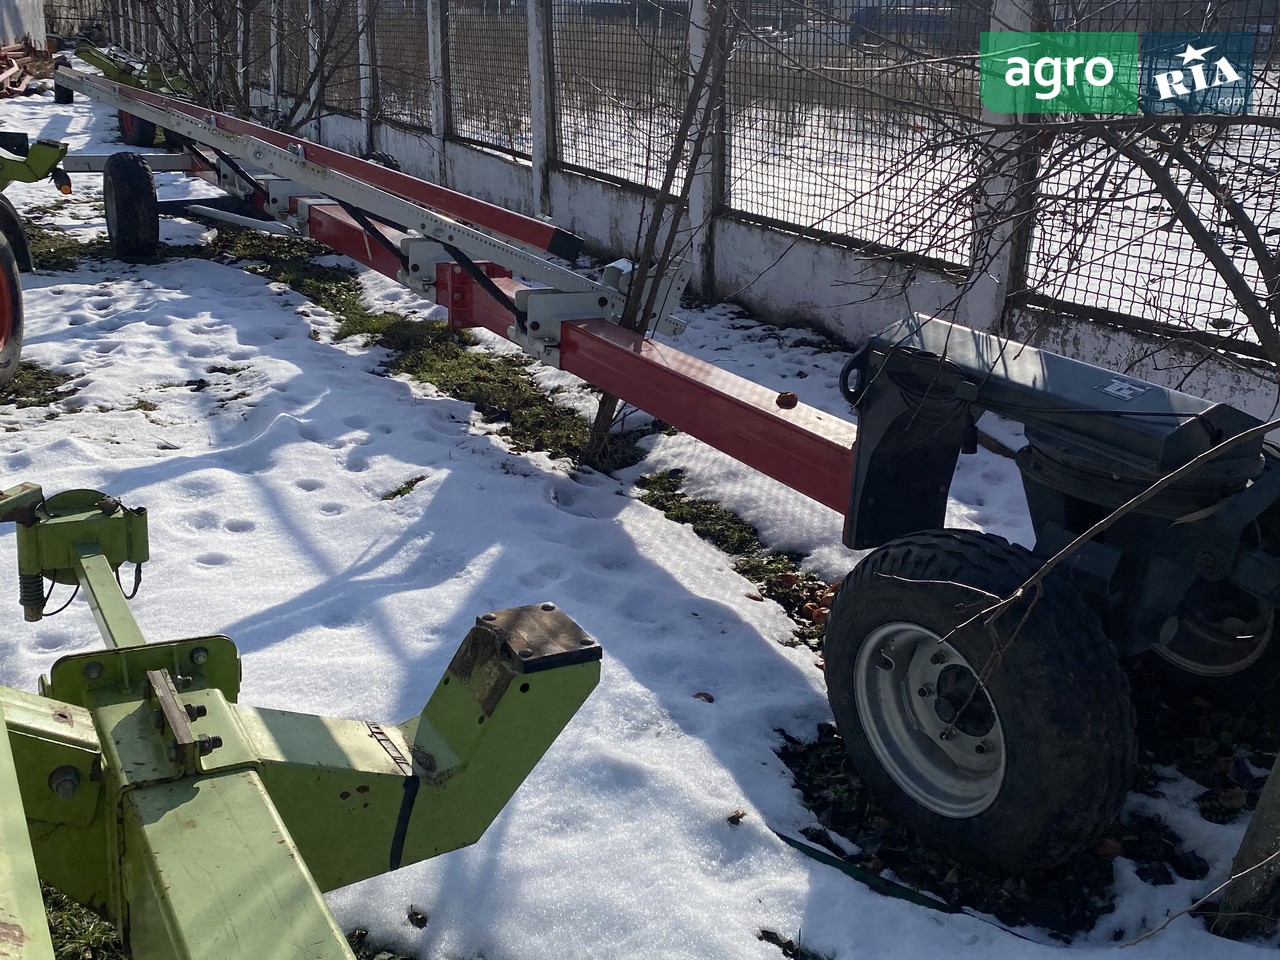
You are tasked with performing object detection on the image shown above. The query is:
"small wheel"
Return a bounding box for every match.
[117,109,157,147]
[103,152,159,258]
[0,233,24,389]
[0,194,33,271]
[54,83,73,105]
[824,529,1135,874]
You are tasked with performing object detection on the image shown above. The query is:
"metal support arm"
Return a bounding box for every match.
[0,485,601,960]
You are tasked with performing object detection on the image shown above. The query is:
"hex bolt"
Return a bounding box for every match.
[197,735,223,756]
[185,704,208,721]
[48,766,80,801]
[930,651,948,666]
[482,613,497,621]
[939,730,951,742]
[189,647,209,666]
[917,683,935,699]
[541,602,556,612]
[174,675,194,691]
[83,661,103,680]
[975,740,994,756]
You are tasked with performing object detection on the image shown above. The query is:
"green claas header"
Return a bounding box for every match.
[0,483,601,960]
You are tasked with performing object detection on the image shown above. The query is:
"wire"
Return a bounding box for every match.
[43,583,80,617]
[116,564,143,600]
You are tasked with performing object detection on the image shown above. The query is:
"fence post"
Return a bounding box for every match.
[425,0,449,184]
[358,0,374,152]
[685,0,723,297]
[956,0,1041,334]
[527,0,555,218]
[269,0,281,116]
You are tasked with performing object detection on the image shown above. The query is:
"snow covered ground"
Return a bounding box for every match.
[0,84,1273,960]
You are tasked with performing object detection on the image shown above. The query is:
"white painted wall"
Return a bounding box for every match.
[0,0,43,45]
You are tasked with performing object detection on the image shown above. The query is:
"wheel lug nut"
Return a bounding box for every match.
[917,683,935,698]
[930,651,948,665]
[975,739,993,755]
[939,730,950,742]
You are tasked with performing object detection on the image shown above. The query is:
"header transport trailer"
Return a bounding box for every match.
[28,65,1280,892]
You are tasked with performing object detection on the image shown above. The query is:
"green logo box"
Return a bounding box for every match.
[980,32,1139,114]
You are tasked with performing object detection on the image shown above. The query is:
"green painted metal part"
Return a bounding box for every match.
[0,484,602,960]
[73,43,193,98]
[0,702,56,959]
[0,138,70,194]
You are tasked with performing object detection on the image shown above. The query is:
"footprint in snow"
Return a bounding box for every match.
[344,415,369,429]
[195,553,231,567]
[295,478,325,492]
[318,502,345,516]
[222,518,255,533]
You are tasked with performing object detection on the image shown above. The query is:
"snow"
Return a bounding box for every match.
[0,84,1272,960]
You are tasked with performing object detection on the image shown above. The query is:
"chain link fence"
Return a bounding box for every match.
[49,0,1280,357]
[372,0,432,128]
[553,0,690,189]
[727,0,985,263]
[1024,0,1280,343]
[446,2,530,153]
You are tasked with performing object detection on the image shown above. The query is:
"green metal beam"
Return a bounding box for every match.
[0,703,56,960]
[121,771,354,960]
[74,544,145,648]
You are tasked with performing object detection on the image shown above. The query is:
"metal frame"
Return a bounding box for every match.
[0,483,601,960]
[55,65,859,517]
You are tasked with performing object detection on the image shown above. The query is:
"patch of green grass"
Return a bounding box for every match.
[41,884,127,960]
[130,398,159,412]
[1,362,75,408]
[24,221,112,271]
[636,471,834,646]
[381,474,429,500]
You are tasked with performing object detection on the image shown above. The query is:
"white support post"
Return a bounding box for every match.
[957,0,1040,333]
[527,0,555,218]
[269,0,280,116]
[306,0,321,137]
[685,0,722,297]
[358,0,375,152]
[425,0,449,184]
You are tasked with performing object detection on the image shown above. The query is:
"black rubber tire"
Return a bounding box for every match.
[824,529,1135,875]
[117,109,157,147]
[54,82,73,105]
[0,194,33,272]
[0,233,24,389]
[103,152,159,259]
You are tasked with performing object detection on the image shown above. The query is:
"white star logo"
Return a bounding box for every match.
[1178,42,1216,64]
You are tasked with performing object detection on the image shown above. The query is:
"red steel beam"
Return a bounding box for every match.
[134,108,857,516]
[62,70,584,261]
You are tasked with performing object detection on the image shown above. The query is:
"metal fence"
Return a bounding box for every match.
[1023,0,1280,341]
[56,0,1280,356]
[447,5,531,153]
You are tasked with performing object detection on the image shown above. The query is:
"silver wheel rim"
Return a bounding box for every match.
[853,621,1006,817]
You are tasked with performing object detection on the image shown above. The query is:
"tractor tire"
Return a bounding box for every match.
[54,82,73,105]
[0,233,24,389]
[103,152,159,259]
[117,109,157,147]
[0,194,34,271]
[824,529,1134,875]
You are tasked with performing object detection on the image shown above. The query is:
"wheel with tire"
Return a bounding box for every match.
[0,233,24,389]
[117,109,157,147]
[103,152,159,258]
[824,529,1134,874]
[0,194,33,272]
